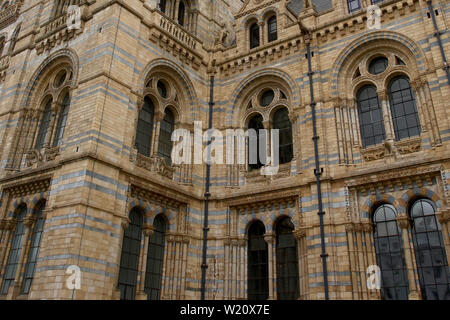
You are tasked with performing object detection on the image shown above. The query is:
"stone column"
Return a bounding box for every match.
[377,90,395,141]
[231,239,238,299]
[0,220,15,289]
[397,214,421,300]
[294,229,307,300]
[345,223,360,300]
[258,21,264,46]
[239,238,246,299]
[264,234,274,300]
[161,235,170,299]
[224,238,230,300]
[152,111,165,157]
[136,226,154,300]
[112,217,130,300]
[180,236,189,299]
[436,209,450,265]
[363,222,381,299]
[172,236,181,300]
[44,102,60,148]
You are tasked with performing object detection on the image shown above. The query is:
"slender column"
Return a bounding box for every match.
[436,209,450,265]
[165,235,175,299]
[244,239,248,300]
[378,90,395,141]
[44,102,59,148]
[258,21,264,46]
[224,239,230,300]
[152,111,165,157]
[294,229,307,300]
[112,218,130,299]
[239,238,246,299]
[172,237,181,299]
[161,236,170,299]
[0,220,15,289]
[349,99,360,147]
[397,214,421,300]
[345,223,359,299]
[180,236,189,299]
[136,226,154,300]
[231,240,237,300]
[355,224,368,299]
[363,222,380,299]
[264,234,274,300]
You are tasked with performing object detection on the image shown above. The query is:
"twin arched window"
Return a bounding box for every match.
[117,209,167,300]
[249,15,278,50]
[157,0,191,29]
[372,200,450,300]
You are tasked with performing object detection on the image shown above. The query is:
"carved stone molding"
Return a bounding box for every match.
[134,153,175,180]
[0,0,23,30]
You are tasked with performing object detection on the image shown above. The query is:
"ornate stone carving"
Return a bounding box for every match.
[361,145,385,162]
[135,154,175,180]
[395,137,422,155]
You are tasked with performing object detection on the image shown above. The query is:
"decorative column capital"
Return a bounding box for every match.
[5,219,17,231]
[238,237,247,247]
[154,111,165,122]
[362,222,373,233]
[396,214,411,230]
[376,89,387,101]
[264,234,275,243]
[345,222,355,232]
[436,209,450,224]
[143,225,155,237]
[294,228,307,240]
[120,217,130,230]
[23,216,37,228]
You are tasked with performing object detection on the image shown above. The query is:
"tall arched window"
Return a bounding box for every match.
[178,1,186,26]
[117,208,144,300]
[136,97,155,157]
[249,23,260,49]
[373,204,409,300]
[158,109,175,164]
[357,85,386,148]
[53,93,71,147]
[273,108,293,165]
[388,76,421,141]
[410,199,450,300]
[144,215,166,300]
[158,0,167,13]
[267,16,277,43]
[248,114,265,171]
[276,217,299,300]
[1,205,27,295]
[21,201,46,294]
[248,221,269,300]
[35,99,53,150]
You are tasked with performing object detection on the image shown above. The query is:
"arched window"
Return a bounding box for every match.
[249,23,260,49]
[144,215,166,300]
[373,204,409,300]
[158,0,167,13]
[357,85,386,148]
[410,199,450,300]
[136,97,155,157]
[1,205,27,295]
[53,93,71,147]
[35,99,53,150]
[273,108,293,165]
[178,1,186,26]
[267,16,277,43]
[248,221,269,300]
[158,109,175,164]
[276,217,299,300]
[21,201,46,294]
[388,76,421,141]
[248,114,266,171]
[117,208,144,300]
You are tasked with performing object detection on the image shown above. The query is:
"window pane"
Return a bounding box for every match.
[357,85,386,148]
[158,109,175,164]
[273,108,293,165]
[53,94,71,147]
[136,98,155,157]
[248,221,269,300]
[35,100,53,150]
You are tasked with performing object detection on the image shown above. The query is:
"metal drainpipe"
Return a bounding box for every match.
[306,41,329,300]
[201,75,215,300]
[427,0,450,85]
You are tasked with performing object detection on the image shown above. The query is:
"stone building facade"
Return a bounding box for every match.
[0,0,448,300]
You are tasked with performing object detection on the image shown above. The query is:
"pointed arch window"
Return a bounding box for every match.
[35,99,53,150]
[1,205,27,295]
[158,109,175,164]
[53,93,71,147]
[248,114,265,171]
[373,204,409,300]
[117,208,144,300]
[276,217,299,300]
[136,97,155,157]
[21,201,46,294]
[144,215,167,300]
[388,76,421,141]
[250,23,260,49]
[273,108,293,165]
[268,16,277,43]
[357,85,386,148]
[248,221,269,300]
[410,199,450,300]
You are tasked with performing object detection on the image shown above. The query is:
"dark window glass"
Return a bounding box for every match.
[250,23,260,49]
[35,100,53,150]
[117,208,143,300]
[357,85,386,148]
[273,108,293,165]
[276,218,299,300]
[157,81,168,99]
[268,16,277,42]
[53,94,71,147]
[136,97,155,157]
[389,76,421,141]
[248,221,269,300]
[371,0,383,3]
[178,1,185,26]
[1,205,27,295]
[21,201,46,294]
[248,115,266,171]
[410,199,450,300]
[373,204,409,300]
[260,90,274,107]
[158,0,167,13]
[145,215,166,300]
[348,0,361,12]
[369,57,389,75]
[158,109,175,164]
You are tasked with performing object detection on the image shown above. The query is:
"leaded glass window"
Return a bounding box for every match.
[35,100,53,150]
[136,97,155,157]
[273,108,293,165]
[53,94,71,147]
[410,199,450,300]
[388,76,421,141]
[248,221,269,300]
[158,109,175,164]
[118,208,143,300]
[276,217,299,300]
[357,85,386,148]
[1,205,27,295]
[373,204,409,300]
[145,215,166,300]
